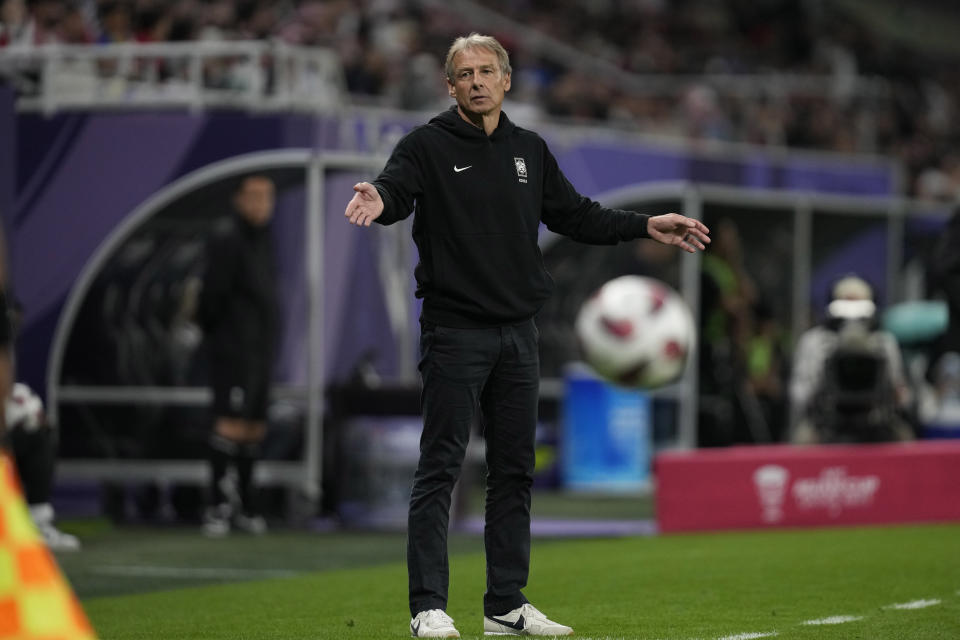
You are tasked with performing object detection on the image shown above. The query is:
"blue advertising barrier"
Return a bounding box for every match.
[562,368,651,491]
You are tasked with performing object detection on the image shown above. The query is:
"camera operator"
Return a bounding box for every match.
[790,275,913,444]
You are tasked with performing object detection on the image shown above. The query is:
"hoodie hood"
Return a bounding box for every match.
[429,105,516,141]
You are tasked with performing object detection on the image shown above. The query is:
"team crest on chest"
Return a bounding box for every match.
[514,157,528,183]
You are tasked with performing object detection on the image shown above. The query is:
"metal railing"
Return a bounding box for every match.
[0,40,346,114]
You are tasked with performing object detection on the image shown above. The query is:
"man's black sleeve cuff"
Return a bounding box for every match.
[373,183,393,225]
[629,213,650,239]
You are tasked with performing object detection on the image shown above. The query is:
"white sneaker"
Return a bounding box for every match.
[484,603,573,636]
[234,512,267,535]
[29,503,80,551]
[38,523,81,551]
[411,609,460,638]
[202,503,231,537]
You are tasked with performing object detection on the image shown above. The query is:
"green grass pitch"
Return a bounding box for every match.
[61,521,960,639]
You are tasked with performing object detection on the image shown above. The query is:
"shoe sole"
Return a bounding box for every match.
[483,627,524,636]
[484,629,573,637]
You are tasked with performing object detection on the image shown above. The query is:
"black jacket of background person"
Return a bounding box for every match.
[929,209,960,352]
[199,212,278,366]
[373,106,651,328]
[0,290,10,347]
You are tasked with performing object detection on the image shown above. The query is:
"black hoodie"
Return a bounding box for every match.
[373,106,650,328]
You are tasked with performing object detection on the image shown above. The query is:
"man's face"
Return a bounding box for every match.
[234,177,275,226]
[448,47,511,119]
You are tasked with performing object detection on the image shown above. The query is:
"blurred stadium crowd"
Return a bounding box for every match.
[2,0,959,200]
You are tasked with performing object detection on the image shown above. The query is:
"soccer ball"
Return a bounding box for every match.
[575,275,695,389]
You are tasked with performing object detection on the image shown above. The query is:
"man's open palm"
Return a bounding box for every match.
[345,182,384,226]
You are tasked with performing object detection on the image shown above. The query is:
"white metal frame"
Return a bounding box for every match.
[1,41,345,114]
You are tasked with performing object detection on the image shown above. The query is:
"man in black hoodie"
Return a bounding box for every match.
[199,175,278,537]
[345,34,710,638]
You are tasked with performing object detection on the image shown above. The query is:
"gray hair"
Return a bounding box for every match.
[445,33,512,81]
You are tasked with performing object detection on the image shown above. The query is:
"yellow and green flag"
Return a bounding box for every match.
[0,453,97,639]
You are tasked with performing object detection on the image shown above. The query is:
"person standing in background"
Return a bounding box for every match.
[927,206,960,375]
[198,175,278,537]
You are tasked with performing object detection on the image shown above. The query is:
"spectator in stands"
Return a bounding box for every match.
[197,175,278,537]
[196,0,237,42]
[58,4,91,44]
[698,218,759,445]
[3,0,960,196]
[790,275,913,444]
[0,0,27,46]
[96,1,133,44]
[746,299,788,442]
[134,5,173,44]
[235,0,277,40]
[0,0,63,46]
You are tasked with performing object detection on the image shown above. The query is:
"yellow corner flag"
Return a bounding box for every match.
[0,453,97,639]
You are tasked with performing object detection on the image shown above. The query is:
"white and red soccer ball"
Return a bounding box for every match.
[575,276,695,389]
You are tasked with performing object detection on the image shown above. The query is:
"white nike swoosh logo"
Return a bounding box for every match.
[454,165,472,173]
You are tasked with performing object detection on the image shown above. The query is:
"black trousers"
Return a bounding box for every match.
[408,319,539,617]
[9,426,54,506]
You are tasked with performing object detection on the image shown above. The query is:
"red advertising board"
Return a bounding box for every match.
[655,441,960,532]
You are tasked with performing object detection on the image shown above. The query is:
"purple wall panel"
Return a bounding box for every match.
[0,86,13,252]
[167,112,316,180]
[271,172,399,385]
[13,115,205,323]
[554,145,689,195]
[744,154,779,189]
[811,227,889,313]
[322,170,399,381]
[322,172,361,379]
[784,158,893,195]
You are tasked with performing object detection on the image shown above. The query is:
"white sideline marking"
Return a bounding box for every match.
[801,615,863,625]
[93,565,298,579]
[716,633,778,640]
[883,599,941,610]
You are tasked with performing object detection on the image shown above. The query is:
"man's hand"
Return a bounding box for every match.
[647,213,711,253]
[344,182,385,227]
